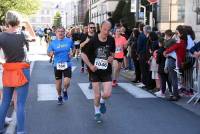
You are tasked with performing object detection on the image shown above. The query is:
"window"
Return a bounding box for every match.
[177,4,185,21]
[197,12,200,25]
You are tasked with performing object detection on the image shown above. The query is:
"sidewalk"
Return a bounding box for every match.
[120,69,200,116]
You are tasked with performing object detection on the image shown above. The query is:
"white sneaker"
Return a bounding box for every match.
[155,90,165,98]
[174,69,182,75]
[137,83,145,88]
[5,117,12,125]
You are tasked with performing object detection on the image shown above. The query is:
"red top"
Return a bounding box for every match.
[114,36,127,59]
[165,40,186,67]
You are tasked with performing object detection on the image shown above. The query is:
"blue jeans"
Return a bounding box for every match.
[0,69,30,134]
[128,56,133,70]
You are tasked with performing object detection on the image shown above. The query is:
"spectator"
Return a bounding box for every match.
[128,28,141,83]
[137,24,154,89]
[164,25,187,101]
[148,32,160,90]
[155,37,172,98]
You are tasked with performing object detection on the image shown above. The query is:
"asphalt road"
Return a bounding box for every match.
[25,58,200,134]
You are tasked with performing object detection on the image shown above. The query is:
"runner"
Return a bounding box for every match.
[80,25,89,73]
[81,21,115,123]
[0,10,32,134]
[47,26,74,105]
[47,26,56,63]
[112,27,127,87]
[80,22,96,89]
[72,27,81,59]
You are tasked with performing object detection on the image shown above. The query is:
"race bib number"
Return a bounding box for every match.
[115,47,123,53]
[94,58,108,70]
[56,62,68,70]
[74,41,80,45]
[51,36,56,40]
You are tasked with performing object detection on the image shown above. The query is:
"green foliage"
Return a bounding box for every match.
[83,10,89,26]
[112,0,126,23]
[53,11,62,27]
[0,0,41,24]
[121,0,135,28]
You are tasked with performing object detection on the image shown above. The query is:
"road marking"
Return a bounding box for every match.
[78,83,94,99]
[118,83,156,98]
[37,84,57,101]
[72,66,77,72]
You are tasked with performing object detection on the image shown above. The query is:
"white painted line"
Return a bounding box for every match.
[78,83,94,99]
[5,61,35,134]
[118,83,156,98]
[37,84,57,101]
[72,66,77,72]
[30,61,35,75]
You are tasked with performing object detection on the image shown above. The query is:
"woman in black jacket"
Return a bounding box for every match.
[128,28,141,83]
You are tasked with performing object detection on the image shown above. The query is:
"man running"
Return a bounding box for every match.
[72,27,81,59]
[47,27,74,105]
[81,21,115,123]
[47,26,56,63]
[80,22,96,89]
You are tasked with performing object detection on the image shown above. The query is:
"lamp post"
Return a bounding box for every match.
[169,0,172,29]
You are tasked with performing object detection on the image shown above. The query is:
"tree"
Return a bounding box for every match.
[112,0,126,23]
[83,10,89,26]
[0,0,41,24]
[53,11,62,27]
[121,0,135,28]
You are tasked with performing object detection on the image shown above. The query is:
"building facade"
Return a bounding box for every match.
[157,0,200,40]
[78,0,89,25]
[29,0,57,28]
[89,0,119,24]
[29,0,76,28]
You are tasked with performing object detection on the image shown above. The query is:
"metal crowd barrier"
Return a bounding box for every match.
[187,58,200,104]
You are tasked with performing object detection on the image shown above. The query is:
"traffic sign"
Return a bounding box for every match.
[147,0,158,4]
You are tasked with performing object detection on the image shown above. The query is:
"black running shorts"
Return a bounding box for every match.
[75,45,80,49]
[54,67,72,80]
[89,72,112,82]
[114,58,123,63]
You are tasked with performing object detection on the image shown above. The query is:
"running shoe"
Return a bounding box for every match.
[5,117,12,125]
[80,67,84,73]
[63,91,68,101]
[94,113,102,123]
[88,83,92,89]
[57,96,63,105]
[155,90,165,98]
[100,103,106,114]
[112,80,117,87]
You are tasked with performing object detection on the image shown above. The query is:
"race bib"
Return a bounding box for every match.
[115,47,123,53]
[56,62,68,70]
[94,58,108,70]
[74,40,80,45]
[51,36,56,40]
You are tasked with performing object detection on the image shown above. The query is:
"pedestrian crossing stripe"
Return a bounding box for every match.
[72,66,77,72]
[37,82,156,101]
[78,83,94,99]
[37,84,57,101]
[78,83,156,100]
[118,83,156,98]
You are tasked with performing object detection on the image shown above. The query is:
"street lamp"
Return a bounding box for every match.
[140,5,146,25]
[169,0,172,29]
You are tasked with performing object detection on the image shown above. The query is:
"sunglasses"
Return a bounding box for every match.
[90,27,95,29]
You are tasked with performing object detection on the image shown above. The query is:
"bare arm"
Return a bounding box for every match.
[81,52,97,72]
[80,38,90,48]
[47,51,54,57]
